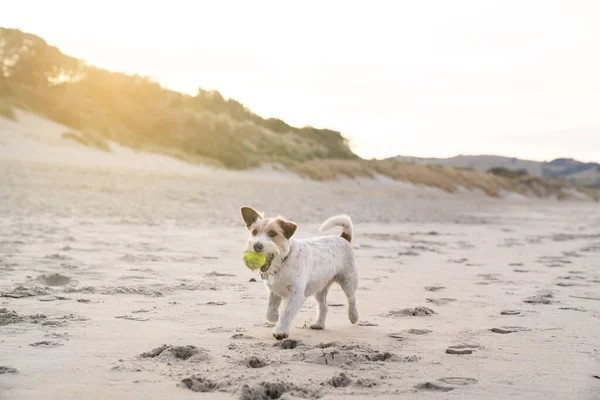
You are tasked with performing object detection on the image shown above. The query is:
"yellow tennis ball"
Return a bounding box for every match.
[243,251,267,270]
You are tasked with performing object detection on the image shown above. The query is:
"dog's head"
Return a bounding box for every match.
[240,207,297,274]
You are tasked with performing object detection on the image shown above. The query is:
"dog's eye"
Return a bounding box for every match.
[267,231,277,238]
[252,230,258,236]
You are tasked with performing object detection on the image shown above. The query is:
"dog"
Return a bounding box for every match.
[241,207,360,340]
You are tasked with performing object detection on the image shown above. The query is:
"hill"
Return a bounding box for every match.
[0,27,356,170]
[1,27,598,201]
[389,155,600,188]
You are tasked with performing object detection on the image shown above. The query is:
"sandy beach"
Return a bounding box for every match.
[1,113,600,399]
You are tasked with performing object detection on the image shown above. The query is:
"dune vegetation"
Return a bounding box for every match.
[0,27,355,170]
[0,27,597,200]
[292,159,599,199]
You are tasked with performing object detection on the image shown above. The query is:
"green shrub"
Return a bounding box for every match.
[487,167,528,179]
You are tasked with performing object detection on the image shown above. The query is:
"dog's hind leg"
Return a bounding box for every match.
[310,282,333,330]
[266,291,282,323]
[337,267,359,324]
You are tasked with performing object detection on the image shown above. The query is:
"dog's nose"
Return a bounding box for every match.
[254,242,264,252]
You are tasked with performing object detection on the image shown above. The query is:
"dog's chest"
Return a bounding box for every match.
[266,267,304,297]
[266,277,295,297]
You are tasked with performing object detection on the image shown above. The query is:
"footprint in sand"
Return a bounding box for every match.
[524,293,555,304]
[446,348,472,355]
[44,253,70,260]
[426,298,456,305]
[204,301,226,306]
[490,326,529,334]
[29,341,63,347]
[556,282,588,287]
[424,286,445,292]
[36,273,73,286]
[387,333,405,341]
[448,258,469,264]
[231,333,256,340]
[559,307,586,312]
[179,376,220,392]
[398,251,420,256]
[239,382,319,400]
[2,286,50,298]
[355,378,378,388]
[414,382,453,392]
[140,345,208,362]
[446,344,481,355]
[115,315,149,322]
[478,273,501,281]
[245,356,267,368]
[293,343,405,365]
[388,307,436,317]
[407,329,432,335]
[491,328,516,334]
[275,339,300,349]
[38,295,70,302]
[438,377,478,386]
[326,372,352,388]
[500,310,521,316]
[559,276,586,281]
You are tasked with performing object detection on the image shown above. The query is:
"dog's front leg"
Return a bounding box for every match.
[266,291,281,323]
[273,293,304,340]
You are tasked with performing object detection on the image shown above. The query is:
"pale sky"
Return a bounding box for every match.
[2,0,600,162]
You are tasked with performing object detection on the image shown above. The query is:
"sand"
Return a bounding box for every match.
[1,111,600,399]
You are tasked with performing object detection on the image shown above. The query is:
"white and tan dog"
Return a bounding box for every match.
[241,207,360,340]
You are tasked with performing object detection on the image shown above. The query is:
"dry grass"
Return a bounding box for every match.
[293,159,504,196]
[0,100,16,121]
[62,131,111,152]
[293,159,375,181]
[292,159,600,200]
[141,145,226,168]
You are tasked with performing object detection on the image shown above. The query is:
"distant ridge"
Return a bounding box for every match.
[388,155,600,188]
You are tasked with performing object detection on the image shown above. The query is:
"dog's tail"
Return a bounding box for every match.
[319,215,353,243]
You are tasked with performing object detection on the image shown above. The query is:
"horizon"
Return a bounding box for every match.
[2,0,599,163]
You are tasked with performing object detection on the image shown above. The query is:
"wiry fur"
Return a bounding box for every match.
[241,207,360,340]
[319,214,353,242]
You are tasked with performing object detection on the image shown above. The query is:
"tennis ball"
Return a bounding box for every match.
[243,251,267,270]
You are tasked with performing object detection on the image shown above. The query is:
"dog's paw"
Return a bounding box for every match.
[272,326,289,340]
[310,322,324,330]
[348,310,359,324]
[273,331,289,340]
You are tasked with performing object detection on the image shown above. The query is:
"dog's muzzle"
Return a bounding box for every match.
[260,254,275,273]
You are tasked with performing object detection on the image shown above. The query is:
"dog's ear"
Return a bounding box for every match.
[241,207,262,228]
[278,219,297,239]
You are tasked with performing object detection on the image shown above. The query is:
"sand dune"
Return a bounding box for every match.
[1,112,600,399]
[2,109,597,202]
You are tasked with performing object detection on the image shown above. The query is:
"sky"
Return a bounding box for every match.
[2,0,599,162]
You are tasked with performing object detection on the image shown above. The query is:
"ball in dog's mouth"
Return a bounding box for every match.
[260,254,275,273]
